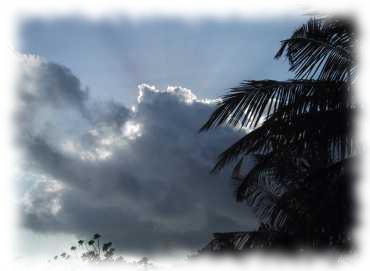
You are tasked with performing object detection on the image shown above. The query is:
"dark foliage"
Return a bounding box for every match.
[50,233,154,268]
[200,16,356,252]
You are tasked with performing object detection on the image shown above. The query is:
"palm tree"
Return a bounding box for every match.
[200,17,356,251]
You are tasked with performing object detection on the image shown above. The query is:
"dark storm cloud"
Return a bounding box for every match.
[17,58,88,113]
[17,56,257,253]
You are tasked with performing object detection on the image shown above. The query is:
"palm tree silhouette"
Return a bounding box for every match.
[200,17,356,251]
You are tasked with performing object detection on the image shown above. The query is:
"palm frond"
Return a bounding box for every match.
[277,158,354,236]
[275,17,354,81]
[200,80,347,132]
[233,154,287,202]
[266,81,349,118]
[212,107,353,172]
[240,157,353,233]
[200,17,355,251]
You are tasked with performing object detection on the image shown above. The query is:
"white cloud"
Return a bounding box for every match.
[137,84,197,104]
[16,58,257,253]
[122,121,142,140]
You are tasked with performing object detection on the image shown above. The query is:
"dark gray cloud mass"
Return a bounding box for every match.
[16,55,257,254]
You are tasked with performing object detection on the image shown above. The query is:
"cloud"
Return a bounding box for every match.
[16,57,257,254]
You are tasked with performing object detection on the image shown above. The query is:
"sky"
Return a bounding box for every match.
[15,15,305,259]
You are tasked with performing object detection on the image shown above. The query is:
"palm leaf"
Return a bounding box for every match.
[212,107,353,172]
[275,17,354,81]
[200,80,349,132]
[277,158,354,238]
[200,17,355,251]
[233,154,287,201]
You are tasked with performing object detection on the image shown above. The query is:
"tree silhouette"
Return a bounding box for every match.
[50,233,155,268]
[200,16,356,251]
[50,233,121,263]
